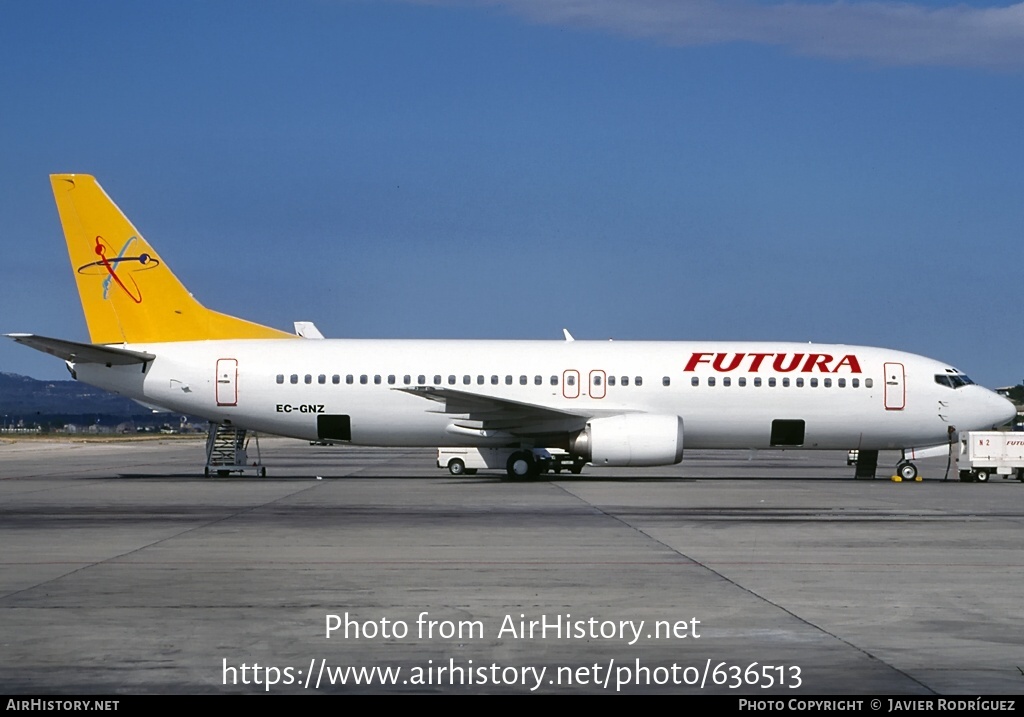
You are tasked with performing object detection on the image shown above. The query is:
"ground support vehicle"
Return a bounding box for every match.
[958,431,1024,483]
[437,447,583,478]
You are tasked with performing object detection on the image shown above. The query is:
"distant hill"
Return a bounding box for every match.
[0,372,145,415]
[0,374,211,432]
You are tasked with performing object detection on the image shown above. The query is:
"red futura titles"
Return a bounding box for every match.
[683,352,863,374]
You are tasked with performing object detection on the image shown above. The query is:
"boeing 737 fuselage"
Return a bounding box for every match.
[8,175,1016,479]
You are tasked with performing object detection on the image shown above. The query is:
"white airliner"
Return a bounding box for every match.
[7,175,1016,479]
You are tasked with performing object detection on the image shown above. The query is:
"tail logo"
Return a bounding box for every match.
[76,236,161,304]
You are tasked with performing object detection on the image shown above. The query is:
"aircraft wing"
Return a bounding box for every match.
[395,385,594,435]
[4,334,155,365]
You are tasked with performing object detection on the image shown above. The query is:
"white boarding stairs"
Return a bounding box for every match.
[205,423,266,476]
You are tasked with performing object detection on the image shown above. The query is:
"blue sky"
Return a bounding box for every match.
[1,0,1022,386]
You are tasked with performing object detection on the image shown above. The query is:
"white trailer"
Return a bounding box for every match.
[437,447,583,477]
[958,431,1024,483]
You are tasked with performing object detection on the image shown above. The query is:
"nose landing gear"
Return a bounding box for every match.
[894,461,920,482]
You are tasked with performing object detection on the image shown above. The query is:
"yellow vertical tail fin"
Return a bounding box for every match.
[51,174,294,344]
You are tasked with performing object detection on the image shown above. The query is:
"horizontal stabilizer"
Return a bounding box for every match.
[5,333,155,365]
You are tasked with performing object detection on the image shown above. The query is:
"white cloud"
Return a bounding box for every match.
[422,0,1024,69]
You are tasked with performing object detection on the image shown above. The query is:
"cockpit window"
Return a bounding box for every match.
[935,374,974,389]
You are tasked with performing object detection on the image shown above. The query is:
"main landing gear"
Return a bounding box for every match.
[504,450,586,480]
[506,450,538,481]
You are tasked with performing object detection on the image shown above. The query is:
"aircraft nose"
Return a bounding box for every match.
[960,388,1018,431]
[979,391,1018,430]
[994,394,1018,428]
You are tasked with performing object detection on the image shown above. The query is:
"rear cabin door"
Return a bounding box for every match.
[216,358,238,406]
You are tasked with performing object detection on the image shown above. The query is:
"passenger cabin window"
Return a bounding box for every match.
[566,375,576,386]
[404,375,411,385]
[491,375,499,385]
[635,377,643,386]
[550,376,558,386]
[784,378,791,387]
[388,375,396,385]
[865,378,873,388]
[360,375,368,385]
[418,375,426,385]
[434,375,441,385]
[534,375,542,385]
[621,376,629,386]
[505,376,513,385]
[305,374,312,384]
[318,374,326,384]
[609,376,617,386]
[838,378,845,388]
[520,375,527,385]
[824,378,832,388]
[723,377,731,387]
[810,378,818,388]
[332,375,340,384]
[663,376,670,386]
[708,377,716,387]
[738,377,746,387]
[691,377,699,387]
[795,378,802,388]
[754,377,762,387]
[448,375,456,385]
[477,375,485,385]
[346,374,354,384]
[463,375,471,385]
[373,375,381,385]
[768,377,776,387]
[290,374,299,384]
[276,374,284,384]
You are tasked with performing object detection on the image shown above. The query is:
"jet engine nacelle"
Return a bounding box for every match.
[572,414,684,467]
